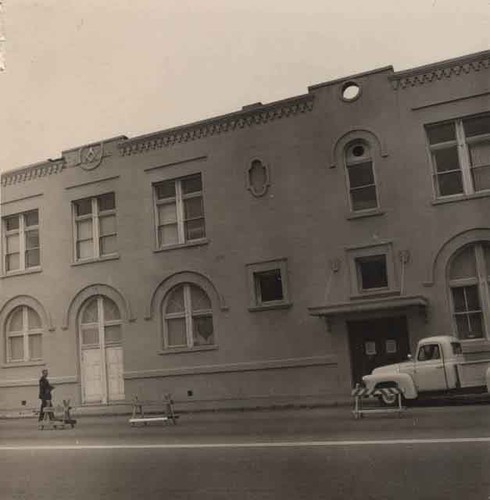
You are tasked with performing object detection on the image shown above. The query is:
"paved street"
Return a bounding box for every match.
[1,403,490,499]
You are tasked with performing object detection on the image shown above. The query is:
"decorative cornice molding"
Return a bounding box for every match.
[390,51,490,90]
[1,160,65,186]
[119,96,315,157]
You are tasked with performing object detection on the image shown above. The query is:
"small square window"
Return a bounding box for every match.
[356,255,388,290]
[246,259,291,311]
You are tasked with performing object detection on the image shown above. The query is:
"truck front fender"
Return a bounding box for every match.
[362,372,418,400]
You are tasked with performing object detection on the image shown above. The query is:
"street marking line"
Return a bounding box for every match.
[3,437,490,451]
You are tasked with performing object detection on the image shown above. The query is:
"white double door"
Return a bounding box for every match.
[81,346,124,404]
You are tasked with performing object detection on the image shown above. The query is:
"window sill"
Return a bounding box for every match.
[350,289,401,300]
[1,267,42,279]
[2,360,45,369]
[154,238,209,253]
[346,209,385,220]
[248,302,293,312]
[158,345,218,355]
[71,254,120,267]
[432,191,490,206]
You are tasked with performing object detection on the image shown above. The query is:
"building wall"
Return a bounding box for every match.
[2,51,490,409]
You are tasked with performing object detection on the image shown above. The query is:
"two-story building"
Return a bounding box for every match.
[1,50,490,410]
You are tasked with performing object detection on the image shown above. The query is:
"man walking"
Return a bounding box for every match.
[38,369,54,422]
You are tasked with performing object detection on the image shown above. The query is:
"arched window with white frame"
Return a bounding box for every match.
[6,305,43,363]
[162,284,214,350]
[344,140,379,212]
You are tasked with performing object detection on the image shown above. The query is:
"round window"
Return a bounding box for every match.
[341,82,361,102]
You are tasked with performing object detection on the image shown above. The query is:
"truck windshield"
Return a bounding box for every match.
[451,342,463,355]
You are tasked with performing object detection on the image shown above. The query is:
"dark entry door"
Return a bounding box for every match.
[347,316,410,386]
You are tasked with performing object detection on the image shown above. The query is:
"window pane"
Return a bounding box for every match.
[81,327,99,345]
[181,174,202,194]
[104,324,122,344]
[471,166,490,192]
[433,147,460,173]
[190,286,211,311]
[77,240,94,259]
[184,219,206,241]
[5,216,19,231]
[9,336,24,361]
[75,199,92,216]
[166,318,187,347]
[29,334,42,360]
[27,308,41,329]
[158,203,177,225]
[103,298,121,321]
[8,308,24,332]
[25,229,39,250]
[358,255,388,289]
[450,246,477,280]
[77,219,93,240]
[463,114,490,137]
[100,235,117,255]
[184,197,204,219]
[99,215,116,236]
[97,193,115,212]
[351,186,378,211]
[193,316,214,346]
[6,234,19,253]
[25,210,39,227]
[81,298,98,324]
[155,181,175,200]
[452,288,466,312]
[166,286,185,314]
[6,253,20,271]
[256,269,284,303]
[347,162,374,188]
[465,286,481,311]
[468,313,484,338]
[469,141,490,167]
[427,123,456,144]
[437,172,464,196]
[158,224,179,246]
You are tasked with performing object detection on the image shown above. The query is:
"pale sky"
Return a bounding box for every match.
[0,0,489,171]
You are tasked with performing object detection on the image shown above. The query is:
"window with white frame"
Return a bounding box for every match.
[427,113,490,198]
[6,306,43,363]
[79,296,123,348]
[3,210,40,273]
[154,174,206,248]
[448,243,490,340]
[162,284,214,350]
[344,140,379,211]
[73,193,117,261]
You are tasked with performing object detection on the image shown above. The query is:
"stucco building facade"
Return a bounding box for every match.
[1,50,490,410]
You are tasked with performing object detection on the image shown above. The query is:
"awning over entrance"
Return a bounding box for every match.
[308,295,428,319]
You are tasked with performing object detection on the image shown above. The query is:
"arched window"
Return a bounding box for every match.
[162,284,214,349]
[6,306,43,363]
[448,243,490,339]
[79,296,122,347]
[344,140,379,212]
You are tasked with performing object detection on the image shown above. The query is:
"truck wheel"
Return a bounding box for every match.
[377,388,403,407]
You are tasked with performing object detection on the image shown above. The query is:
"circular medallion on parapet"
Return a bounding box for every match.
[79,143,104,170]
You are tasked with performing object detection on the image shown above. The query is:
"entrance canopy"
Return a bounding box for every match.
[308,295,428,319]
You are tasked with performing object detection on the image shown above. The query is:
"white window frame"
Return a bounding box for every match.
[153,174,206,249]
[428,114,490,198]
[3,210,40,274]
[6,306,43,363]
[161,284,214,350]
[448,243,490,341]
[72,193,117,262]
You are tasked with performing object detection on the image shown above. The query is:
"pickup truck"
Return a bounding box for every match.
[362,335,490,406]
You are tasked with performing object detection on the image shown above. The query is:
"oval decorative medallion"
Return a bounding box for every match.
[246,159,270,197]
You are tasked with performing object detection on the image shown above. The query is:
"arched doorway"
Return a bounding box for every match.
[79,295,124,403]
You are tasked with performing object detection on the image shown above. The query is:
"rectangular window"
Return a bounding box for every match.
[356,255,388,290]
[427,113,490,198]
[3,210,40,273]
[451,285,484,340]
[254,269,284,304]
[246,259,290,310]
[73,193,117,261]
[154,174,206,248]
